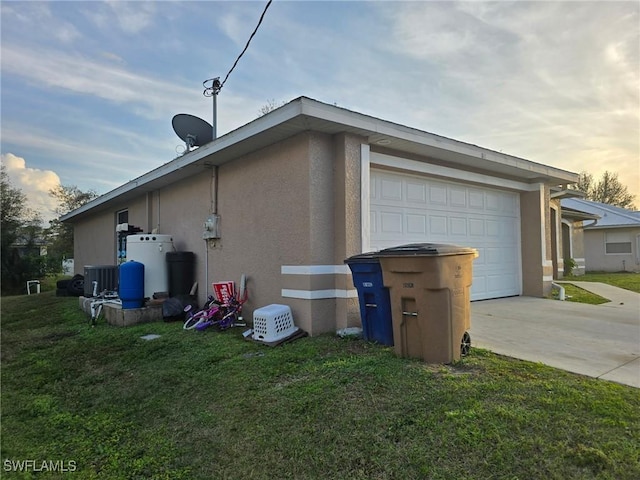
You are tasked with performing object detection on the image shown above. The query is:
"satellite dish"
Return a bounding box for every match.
[172,114,213,148]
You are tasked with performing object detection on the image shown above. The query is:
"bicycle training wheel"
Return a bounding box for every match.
[184,311,207,330]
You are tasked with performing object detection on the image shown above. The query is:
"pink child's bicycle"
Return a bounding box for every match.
[183,275,247,331]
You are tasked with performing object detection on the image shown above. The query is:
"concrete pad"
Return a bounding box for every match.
[78,296,163,326]
[600,357,640,387]
[104,303,162,327]
[556,281,640,314]
[140,334,162,341]
[470,296,640,388]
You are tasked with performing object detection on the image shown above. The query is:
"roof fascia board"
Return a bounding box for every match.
[551,189,586,199]
[185,100,304,164]
[584,224,640,230]
[298,98,578,184]
[63,96,578,221]
[560,209,600,221]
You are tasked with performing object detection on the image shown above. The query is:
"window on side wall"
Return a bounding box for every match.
[605,231,632,254]
[117,209,129,225]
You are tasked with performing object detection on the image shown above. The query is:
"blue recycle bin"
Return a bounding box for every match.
[345,253,394,346]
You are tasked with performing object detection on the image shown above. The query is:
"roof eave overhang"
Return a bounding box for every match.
[584,223,640,230]
[62,97,579,222]
[560,208,600,221]
[551,189,586,200]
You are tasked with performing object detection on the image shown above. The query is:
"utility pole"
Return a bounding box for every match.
[203,77,222,139]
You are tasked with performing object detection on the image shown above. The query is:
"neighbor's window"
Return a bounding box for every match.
[605,231,632,254]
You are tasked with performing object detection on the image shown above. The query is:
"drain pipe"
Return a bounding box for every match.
[205,236,211,298]
[204,165,219,298]
[552,282,566,301]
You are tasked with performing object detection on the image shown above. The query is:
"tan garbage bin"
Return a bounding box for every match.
[378,244,478,364]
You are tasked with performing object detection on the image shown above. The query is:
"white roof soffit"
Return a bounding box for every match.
[62,96,578,221]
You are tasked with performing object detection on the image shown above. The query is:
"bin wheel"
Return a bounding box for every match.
[460,331,471,357]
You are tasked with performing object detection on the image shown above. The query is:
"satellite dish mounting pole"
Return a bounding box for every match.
[203,77,222,140]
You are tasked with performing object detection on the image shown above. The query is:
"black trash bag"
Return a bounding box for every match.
[162,297,185,321]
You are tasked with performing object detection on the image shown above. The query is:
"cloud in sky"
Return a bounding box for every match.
[2,153,61,224]
[380,1,639,194]
[0,0,638,207]
[0,44,202,121]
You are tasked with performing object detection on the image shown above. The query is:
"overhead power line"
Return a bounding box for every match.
[220,0,273,91]
[202,0,272,139]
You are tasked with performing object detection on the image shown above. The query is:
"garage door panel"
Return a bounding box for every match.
[469,218,485,236]
[380,178,403,202]
[370,211,377,235]
[486,192,501,211]
[488,273,517,295]
[484,247,503,266]
[380,211,403,234]
[449,217,467,236]
[429,184,448,205]
[472,276,487,298]
[406,214,427,234]
[370,169,521,300]
[429,215,447,235]
[504,193,518,214]
[485,219,501,237]
[469,190,485,209]
[449,187,467,207]
[407,182,427,204]
[473,247,487,265]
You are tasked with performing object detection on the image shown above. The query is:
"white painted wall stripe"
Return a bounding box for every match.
[539,183,548,267]
[281,265,351,275]
[361,144,371,253]
[282,289,358,300]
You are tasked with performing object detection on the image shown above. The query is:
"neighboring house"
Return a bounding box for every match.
[561,197,640,273]
[11,236,47,257]
[555,194,597,276]
[61,97,578,335]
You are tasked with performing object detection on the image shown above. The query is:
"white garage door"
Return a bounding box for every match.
[369,169,521,300]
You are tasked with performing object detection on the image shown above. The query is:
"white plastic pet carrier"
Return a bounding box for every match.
[252,304,298,343]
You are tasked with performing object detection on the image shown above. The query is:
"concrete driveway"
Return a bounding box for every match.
[469,284,640,388]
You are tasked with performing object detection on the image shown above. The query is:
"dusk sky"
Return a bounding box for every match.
[1,1,638,223]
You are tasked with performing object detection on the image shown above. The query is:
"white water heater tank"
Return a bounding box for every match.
[125,234,174,299]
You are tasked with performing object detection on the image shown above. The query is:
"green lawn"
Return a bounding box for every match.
[2,292,639,479]
[568,272,640,293]
[553,284,610,305]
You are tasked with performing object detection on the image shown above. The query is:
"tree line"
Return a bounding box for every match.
[1,165,97,295]
[571,171,636,210]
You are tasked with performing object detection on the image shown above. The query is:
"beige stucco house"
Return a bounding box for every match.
[62,97,579,335]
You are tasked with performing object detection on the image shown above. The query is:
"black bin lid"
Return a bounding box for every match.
[379,243,478,257]
[344,251,381,264]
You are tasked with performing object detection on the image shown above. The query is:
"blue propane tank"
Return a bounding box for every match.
[119,260,144,309]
